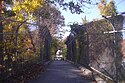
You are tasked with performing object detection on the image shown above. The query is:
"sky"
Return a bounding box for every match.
[60,0,125,38]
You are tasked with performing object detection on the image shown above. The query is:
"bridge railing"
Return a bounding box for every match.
[65,15,125,83]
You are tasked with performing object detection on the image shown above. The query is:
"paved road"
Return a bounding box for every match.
[31,61,94,83]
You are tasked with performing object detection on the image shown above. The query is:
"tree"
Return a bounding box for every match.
[47,0,97,14]
[0,8,3,65]
[98,0,117,16]
[32,2,65,62]
[0,0,66,81]
[12,0,44,21]
[0,0,15,65]
[33,3,64,35]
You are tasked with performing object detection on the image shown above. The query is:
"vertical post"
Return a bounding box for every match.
[38,14,43,64]
[102,16,118,83]
[15,30,18,58]
[113,24,118,83]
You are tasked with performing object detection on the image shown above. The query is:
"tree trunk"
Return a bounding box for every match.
[0,22,3,65]
[0,0,3,65]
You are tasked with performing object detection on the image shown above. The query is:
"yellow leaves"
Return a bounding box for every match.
[13,0,44,13]
[19,26,25,32]
[12,0,45,21]
[98,0,117,16]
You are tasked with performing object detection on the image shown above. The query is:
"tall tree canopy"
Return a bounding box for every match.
[46,0,98,14]
[98,0,117,16]
[0,0,65,63]
[12,0,44,21]
[33,3,65,36]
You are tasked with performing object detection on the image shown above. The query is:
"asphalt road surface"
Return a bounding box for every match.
[31,61,94,83]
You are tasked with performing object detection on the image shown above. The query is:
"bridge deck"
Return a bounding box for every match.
[31,61,94,83]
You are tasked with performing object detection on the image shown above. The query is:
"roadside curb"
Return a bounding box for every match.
[66,60,117,83]
[66,60,95,81]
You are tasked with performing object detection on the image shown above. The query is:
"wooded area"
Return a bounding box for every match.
[0,0,65,82]
[0,0,125,83]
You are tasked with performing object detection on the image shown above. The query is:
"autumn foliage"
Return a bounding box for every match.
[0,0,64,82]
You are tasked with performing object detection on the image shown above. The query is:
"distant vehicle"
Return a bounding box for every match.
[55,55,64,60]
[55,49,64,60]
